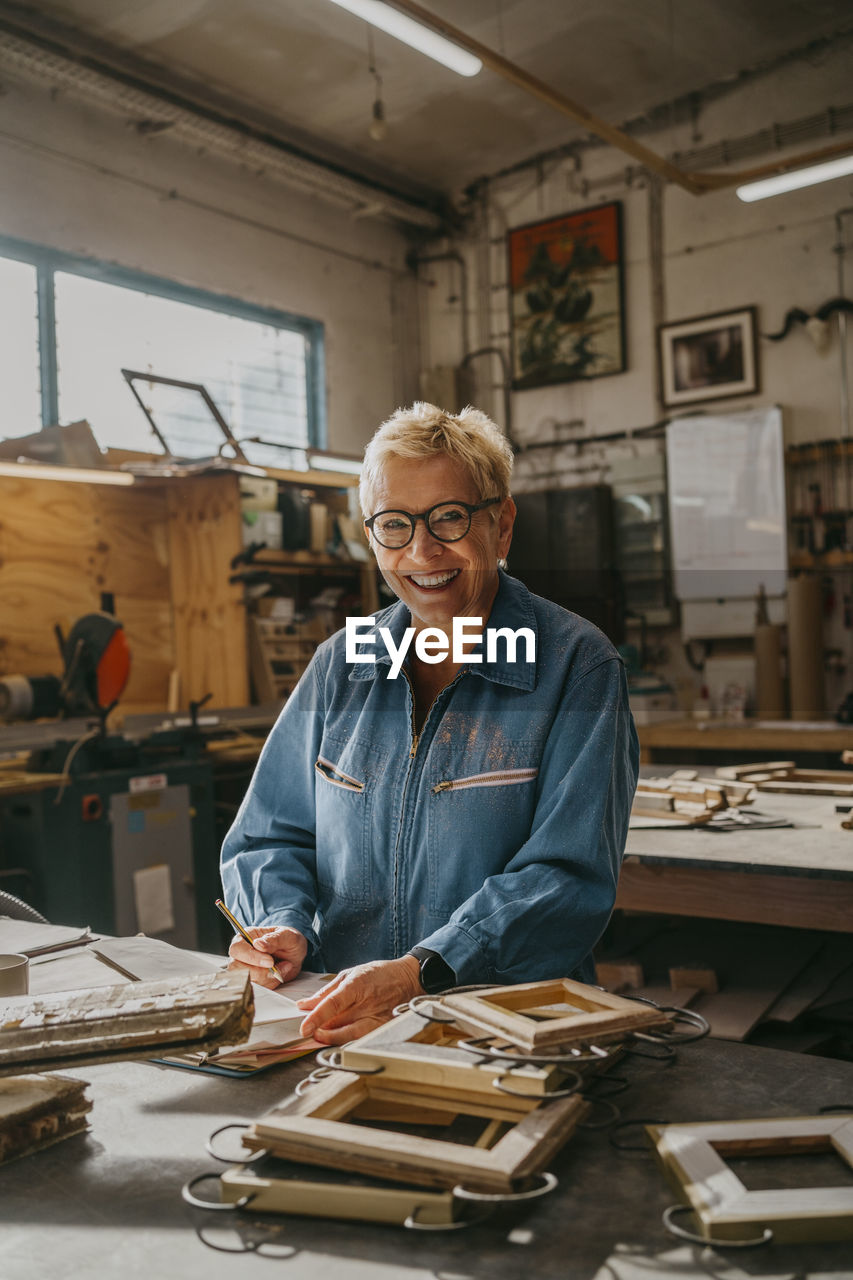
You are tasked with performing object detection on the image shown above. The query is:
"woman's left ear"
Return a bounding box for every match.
[497,496,516,559]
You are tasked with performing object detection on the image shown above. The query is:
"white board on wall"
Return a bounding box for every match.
[666,406,787,601]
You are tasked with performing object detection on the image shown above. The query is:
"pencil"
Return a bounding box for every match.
[215,898,284,984]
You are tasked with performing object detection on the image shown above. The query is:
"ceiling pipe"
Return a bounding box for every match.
[387,0,705,195]
[458,345,515,450]
[387,0,853,197]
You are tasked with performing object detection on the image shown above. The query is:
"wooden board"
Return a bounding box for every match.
[220,1158,457,1226]
[0,1073,92,1165]
[165,474,247,708]
[0,969,253,1074]
[0,472,176,711]
[616,860,853,933]
[761,939,853,1024]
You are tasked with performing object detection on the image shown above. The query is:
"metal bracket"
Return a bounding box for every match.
[455,1035,615,1066]
[453,1171,558,1203]
[182,1170,255,1212]
[205,1122,266,1165]
[662,1202,773,1249]
[314,1046,385,1074]
[492,1068,583,1099]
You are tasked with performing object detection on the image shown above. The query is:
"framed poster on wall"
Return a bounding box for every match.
[658,306,759,408]
[508,201,626,390]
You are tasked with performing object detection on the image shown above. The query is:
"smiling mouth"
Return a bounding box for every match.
[405,568,461,591]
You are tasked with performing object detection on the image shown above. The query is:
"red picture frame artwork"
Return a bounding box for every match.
[508,201,626,390]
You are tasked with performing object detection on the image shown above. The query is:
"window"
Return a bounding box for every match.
[0,236,324,459]
[0,255,41,436]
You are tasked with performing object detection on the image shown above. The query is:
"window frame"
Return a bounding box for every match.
[0,232,326,451]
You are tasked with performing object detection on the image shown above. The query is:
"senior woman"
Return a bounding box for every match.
[221,402,639,1044]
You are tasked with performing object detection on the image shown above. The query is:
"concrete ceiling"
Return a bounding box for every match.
[9,0,853,196]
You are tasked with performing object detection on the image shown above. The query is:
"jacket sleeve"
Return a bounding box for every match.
[415,657,639,985]
[219,659,324,955]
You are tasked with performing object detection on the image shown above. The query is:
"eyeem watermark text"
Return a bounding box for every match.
[346,617,536,678]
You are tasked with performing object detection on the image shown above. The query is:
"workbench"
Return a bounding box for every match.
[619,774,853,932]
[637,719,853,767]
[1,1037,853,1279]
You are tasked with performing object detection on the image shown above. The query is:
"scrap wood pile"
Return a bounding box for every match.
[597,919,853,1060]
[718,760,853,797]
[183,976,708,1231]
[0,1073,92,1165]
[631,770,755,824]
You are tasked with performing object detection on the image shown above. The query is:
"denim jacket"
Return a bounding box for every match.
[221,571,639,985]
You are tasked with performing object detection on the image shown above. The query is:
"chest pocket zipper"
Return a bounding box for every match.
[432,767,538,794]
[315,756,365,793]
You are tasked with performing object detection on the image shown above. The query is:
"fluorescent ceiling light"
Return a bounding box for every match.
[736,153,853,202]
[325,0,482,76]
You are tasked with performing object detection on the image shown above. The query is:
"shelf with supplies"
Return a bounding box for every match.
[236,472,380,705]
[248,614,329,703]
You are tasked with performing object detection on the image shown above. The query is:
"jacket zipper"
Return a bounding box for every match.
[314,756,365,792]
[432,767,539,794]
[390,666,464,953]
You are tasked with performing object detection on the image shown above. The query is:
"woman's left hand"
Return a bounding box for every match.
[296,956,421,1044]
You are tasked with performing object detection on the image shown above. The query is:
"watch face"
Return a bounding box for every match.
[420,955,452,994]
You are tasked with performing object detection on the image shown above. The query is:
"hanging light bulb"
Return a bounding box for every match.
[369,94,387,142]
[366,28,387,143]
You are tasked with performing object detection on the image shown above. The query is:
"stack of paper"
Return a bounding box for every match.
[0,1073,92,1164]
[162,971,329,1074]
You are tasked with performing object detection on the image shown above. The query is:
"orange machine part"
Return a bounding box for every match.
[96,626,131,709]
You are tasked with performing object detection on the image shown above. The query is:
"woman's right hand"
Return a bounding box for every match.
[227,925,308,988]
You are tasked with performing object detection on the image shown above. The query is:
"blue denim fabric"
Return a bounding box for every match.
[220,571,639,985]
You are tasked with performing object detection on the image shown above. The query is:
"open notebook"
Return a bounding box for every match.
[21,932,329,1076]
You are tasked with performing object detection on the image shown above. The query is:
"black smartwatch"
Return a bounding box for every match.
[409,946,456,995]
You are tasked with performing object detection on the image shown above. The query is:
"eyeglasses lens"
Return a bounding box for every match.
[427,503,471,541]
[372,503,472,548]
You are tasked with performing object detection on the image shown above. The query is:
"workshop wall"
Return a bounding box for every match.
[415,42,853,716]
[418,39,853,455]
[0,75,421,454]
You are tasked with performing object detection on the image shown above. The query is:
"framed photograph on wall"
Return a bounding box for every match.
[508,202,626,390]
[658,306,759,408]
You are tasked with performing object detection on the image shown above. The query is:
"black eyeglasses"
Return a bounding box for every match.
[364,497,501,549]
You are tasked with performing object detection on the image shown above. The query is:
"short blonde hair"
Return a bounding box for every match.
[359,402,513,516]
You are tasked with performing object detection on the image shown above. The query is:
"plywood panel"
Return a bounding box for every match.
[0,474,177,712]
[116,599,175,708]
[92,487,171,599]
[165,474,247,708]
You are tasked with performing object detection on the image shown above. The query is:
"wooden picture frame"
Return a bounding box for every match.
[220,1157,457,1226]
[339,1009,566,1098]
[648,1114,853,1244]
[441,978,669,1052]
[245,1069,589,1193]
[658,306,759,408]
[508,202,626,390]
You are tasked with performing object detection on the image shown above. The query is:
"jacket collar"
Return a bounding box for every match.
[347,570,538,691]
